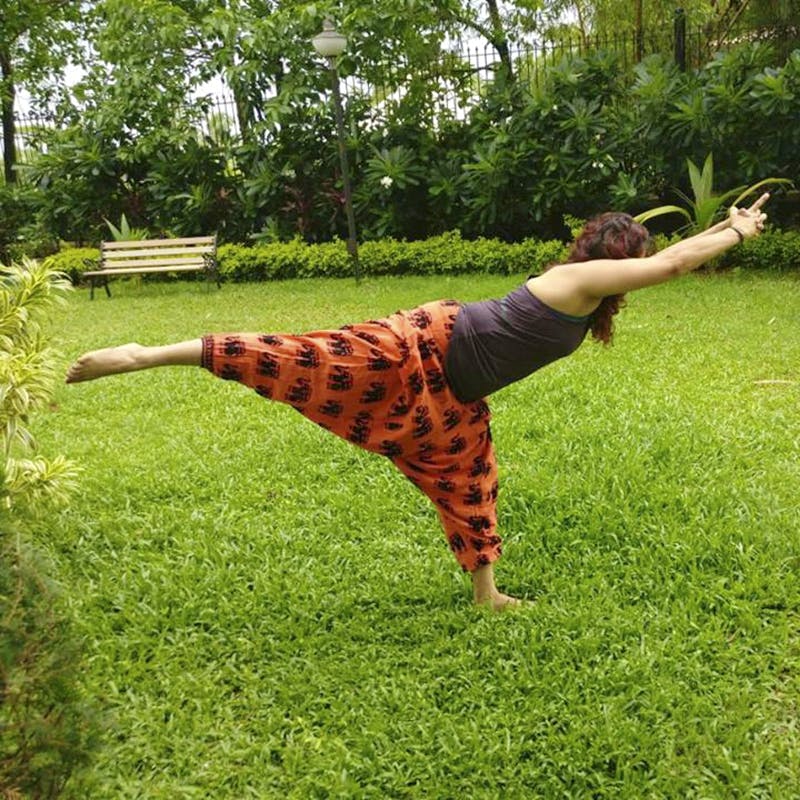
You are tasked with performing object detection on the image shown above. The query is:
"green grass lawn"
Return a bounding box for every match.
[37,272,800,798]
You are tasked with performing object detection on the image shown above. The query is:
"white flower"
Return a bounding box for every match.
[552,104,558,111]
[283,168,296,179]
[380,176,393,189]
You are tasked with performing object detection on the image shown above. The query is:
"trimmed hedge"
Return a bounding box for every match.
[719,229,800,272]
[217,232,569,282]
[46,229,799,286]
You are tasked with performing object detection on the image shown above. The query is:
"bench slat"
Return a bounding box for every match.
[102,236,215,250]
[84,264,210,276]
[103,246,214,260]
[95,257,208,270]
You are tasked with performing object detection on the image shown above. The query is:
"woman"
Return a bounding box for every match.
[66,197,769,611]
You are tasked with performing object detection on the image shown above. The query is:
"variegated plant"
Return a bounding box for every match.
[0,258,78,511]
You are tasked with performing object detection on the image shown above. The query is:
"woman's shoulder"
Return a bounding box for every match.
[525,273,600,318]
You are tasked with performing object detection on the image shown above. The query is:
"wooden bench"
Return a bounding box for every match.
[83,235,220,299]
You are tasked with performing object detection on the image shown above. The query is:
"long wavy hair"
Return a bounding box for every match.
[565,212,651,344]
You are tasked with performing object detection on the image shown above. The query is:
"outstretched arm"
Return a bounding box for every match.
[558,194,769,300]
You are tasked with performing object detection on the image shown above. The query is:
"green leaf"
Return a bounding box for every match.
[634,205,693,225]
[687,153,714,206]
[730,178,794,209]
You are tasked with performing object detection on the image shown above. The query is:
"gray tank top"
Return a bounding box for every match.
[443,284,590,403]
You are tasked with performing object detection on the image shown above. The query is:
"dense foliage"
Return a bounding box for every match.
[4,38,798,253]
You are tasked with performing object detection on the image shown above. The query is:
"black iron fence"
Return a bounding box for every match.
[336,20,798,122]
[200,92,241,140]
[6,20,797,168]
[7,109,58,170]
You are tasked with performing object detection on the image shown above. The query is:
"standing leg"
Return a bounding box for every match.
[66,340,203,383]
[391,413,523,612]
[471,562,522,610]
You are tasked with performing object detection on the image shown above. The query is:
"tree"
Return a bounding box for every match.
[0,0,89,183]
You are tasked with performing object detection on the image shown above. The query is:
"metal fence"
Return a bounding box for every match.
[337,30,691,123]
[200,92,241,140]
[7,110,58,170]
[335,21,798,122]
[7,21,797,167]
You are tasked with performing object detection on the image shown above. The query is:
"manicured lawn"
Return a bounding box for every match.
[37,272,800,798]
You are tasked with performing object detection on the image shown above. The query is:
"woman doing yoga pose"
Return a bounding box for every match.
[66,197,769,611]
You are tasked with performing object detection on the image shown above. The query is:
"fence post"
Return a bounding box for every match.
[674,8,687,71]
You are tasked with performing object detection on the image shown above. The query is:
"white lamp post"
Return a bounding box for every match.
[312,18,360,282]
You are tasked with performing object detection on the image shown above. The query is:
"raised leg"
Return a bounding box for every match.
[65,339,203,384]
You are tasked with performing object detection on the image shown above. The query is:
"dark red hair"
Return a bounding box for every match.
[566,212,651,344]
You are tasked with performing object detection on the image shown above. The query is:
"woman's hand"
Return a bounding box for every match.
[729,192,769,239]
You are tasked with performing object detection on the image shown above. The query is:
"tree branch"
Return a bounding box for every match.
[718,0,752,42]
[442,11,499,47]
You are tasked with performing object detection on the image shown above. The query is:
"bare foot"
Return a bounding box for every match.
[471,563,531,612]
[475,591,531,613]
[65,343,145,383]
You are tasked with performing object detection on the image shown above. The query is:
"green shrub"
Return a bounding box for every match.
[0,184,56,265]
[214,230,800,282]
[218,233,570,282]
[21,41,798,244]
[47,247,101,284]
[721,229,800,271]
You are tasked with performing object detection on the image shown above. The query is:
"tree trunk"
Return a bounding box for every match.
[0,48,17,184]
[485,0,514,83]
[231,78,252,142]
[635,0,644,61]
[574,2,588,48]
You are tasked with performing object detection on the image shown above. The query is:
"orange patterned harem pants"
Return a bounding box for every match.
[201,300,501,572]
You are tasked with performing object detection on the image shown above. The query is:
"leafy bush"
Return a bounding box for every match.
[47,247,101,284]
[23,94,243,245]
[719,229,800,271]
[218,233,570,282]
[146,136,244,240]
[49,228,800,290]
[22,125,128,245]
[627,46,800,213]
[0,184,56,265]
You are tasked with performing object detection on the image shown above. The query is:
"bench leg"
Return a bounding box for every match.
[90,277,111,299]
[204,260,221,290]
